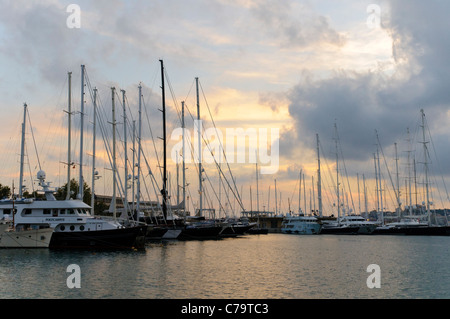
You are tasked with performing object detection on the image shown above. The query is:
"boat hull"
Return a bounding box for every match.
[320,226,361,235]
[220,224,255,237]
[178,226,223,240]
[281,224,322,235]
[49,225,147,249]
[0,227,54,248]
[246,228,269,234]
[403,225,450,236]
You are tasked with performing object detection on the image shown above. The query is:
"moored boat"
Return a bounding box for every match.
[281,214,322,235]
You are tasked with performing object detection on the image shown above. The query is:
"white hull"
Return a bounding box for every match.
[281,216,322,235]
[0,227,53,248]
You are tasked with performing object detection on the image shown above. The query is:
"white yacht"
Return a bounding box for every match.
[321,215,377,234]
[281,214,322,235]
[0,219,53,248]
[0,171,147,249]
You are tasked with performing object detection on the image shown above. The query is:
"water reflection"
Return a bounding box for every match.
[1,235,449,299]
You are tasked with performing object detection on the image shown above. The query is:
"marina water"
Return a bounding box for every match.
[1,234,449,299]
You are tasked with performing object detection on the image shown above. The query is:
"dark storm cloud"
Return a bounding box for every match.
[285,1,450,175]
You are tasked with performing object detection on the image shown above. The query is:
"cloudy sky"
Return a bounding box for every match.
[1,0,449,216]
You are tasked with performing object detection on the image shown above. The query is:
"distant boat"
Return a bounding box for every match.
[178,219,224,240]
[321,215,377,235]
[373,218,428,235]
[374,110,450,236]
[220,219,256,237]
[281,214,322,235]
[246,227,269,235]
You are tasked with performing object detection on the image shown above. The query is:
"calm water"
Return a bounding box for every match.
[1,234,449,299]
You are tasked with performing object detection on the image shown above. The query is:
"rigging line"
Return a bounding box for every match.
[25,142,36,195]
[141,170,162,223]
[85,77,129,217]
[202,162,232,217]
[376,131,398,207]
[319,141,335,215]
[141,94,164,183]
[425,116,450,202]
[335,127,356,215]
[26,108,42,172]
[181,90,244,211]
[199,80,245,210]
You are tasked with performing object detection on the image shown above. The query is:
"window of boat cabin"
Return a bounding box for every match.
[60,209,66,215]
[43,209,51,215]
[52,209,58,217]
[68,209,76,215]
[2,208,17,215]
[23,208,32,215]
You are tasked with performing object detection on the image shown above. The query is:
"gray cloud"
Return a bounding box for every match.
[248,0,345,48]
[285,1,450,177]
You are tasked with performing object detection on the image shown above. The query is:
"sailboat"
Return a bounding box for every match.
[376,110,450,236]
[177,75,223,240]
[0,218,54,249]
[3,69,147,249]
[320,125,376,234]
[0,105,54,249]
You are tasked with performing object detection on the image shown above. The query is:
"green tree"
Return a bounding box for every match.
[0,184,11,199]
[55,178,92,204]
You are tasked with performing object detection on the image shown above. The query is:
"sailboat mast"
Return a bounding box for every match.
[303,173,306,215]
[132,120,136,214]
[298,169,302,214]
[136,84,142,216]
[19,103,27,199]
[160,60,168,219]
[78,65,85,201]
[421,109,431,225]
[182,101,186,219]
[335,123,340,223]
[374,153,380,214]
[363,174,368,215]
[274,179,277,215]
[256,157,259,212]
[377,142,384,225]
[395,142,401,212]
[111,87,117,220]
[316,133,322,217]
[122,89,128,216]
[90,88,97,216]
[196,77,202,217]
[66,72,72,200]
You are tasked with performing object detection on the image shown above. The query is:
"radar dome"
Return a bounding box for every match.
[37,170,46,180]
